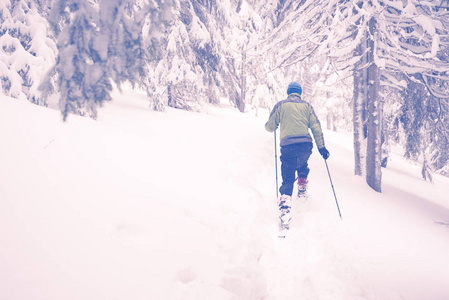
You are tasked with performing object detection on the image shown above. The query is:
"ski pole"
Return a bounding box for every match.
[274,131,279,199]
[324,159,342,219]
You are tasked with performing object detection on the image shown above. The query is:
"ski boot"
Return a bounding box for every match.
[297,177,308,200]
[278,194,292,230]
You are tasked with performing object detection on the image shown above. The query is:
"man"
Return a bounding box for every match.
[265,81,330,229]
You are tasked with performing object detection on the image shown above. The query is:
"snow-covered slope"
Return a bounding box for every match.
[1,91,449,300]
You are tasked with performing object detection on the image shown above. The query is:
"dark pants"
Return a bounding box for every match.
[279,142,313,196]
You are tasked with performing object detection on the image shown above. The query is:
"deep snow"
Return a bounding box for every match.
[1,90,449,300]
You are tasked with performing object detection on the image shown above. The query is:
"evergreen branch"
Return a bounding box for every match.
[421,74,449,99]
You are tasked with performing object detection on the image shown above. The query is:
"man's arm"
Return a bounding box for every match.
[265,105,281,132]
[308,105,325,149]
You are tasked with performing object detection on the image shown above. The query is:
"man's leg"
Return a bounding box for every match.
[296,143,313,197]
[279,145,297,196]
[296,143,313,178]
[278,145,296,229]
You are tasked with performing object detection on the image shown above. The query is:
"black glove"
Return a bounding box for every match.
[319,147,330,160]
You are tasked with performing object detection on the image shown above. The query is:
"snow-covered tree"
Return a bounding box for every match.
[46,0,111,120]
[256,0,449,190]
[150,0,263,112]
[225,0,264,112]
[152,1,208,111]
[398,76,449,179]
[99,0,172,90]
[313,59,353,132]
[46,0,173,120]
[0,0,56,105]
[321,0,449,191]
[243,0,337,112]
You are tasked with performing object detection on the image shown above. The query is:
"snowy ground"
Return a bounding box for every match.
[1,90,449,300]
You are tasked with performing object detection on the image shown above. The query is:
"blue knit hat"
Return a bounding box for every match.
[287,82,302,95]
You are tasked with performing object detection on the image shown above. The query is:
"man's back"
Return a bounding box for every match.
[265,94,325,148]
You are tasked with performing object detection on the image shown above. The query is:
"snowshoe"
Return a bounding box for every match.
[297,177,308,200]
[278,195,292,237]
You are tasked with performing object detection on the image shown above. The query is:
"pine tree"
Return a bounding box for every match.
[45,0,173,120]
[153,2,202,110]
[152,0,238,111]
[99,0,172,91]
[47,0,111,120]
[0,0,56,105]
[399,75,449,180]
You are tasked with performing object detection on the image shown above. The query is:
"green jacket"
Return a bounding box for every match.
[265,94,325,148]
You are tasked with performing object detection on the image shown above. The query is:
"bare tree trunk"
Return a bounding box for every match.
[422,153,433,183]
[238,48,246,112]
[353,38,368,176]
[366,17,382,192]
[331,112,337,132]
[421,126,433,182]
[147,83,166,112]
[353,71,364,176]
[326,91,331,130]
[381,127,389,168]
[167,84,173,107]
[327,113,337,132]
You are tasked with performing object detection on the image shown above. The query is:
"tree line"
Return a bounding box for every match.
[1,0,448,190]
